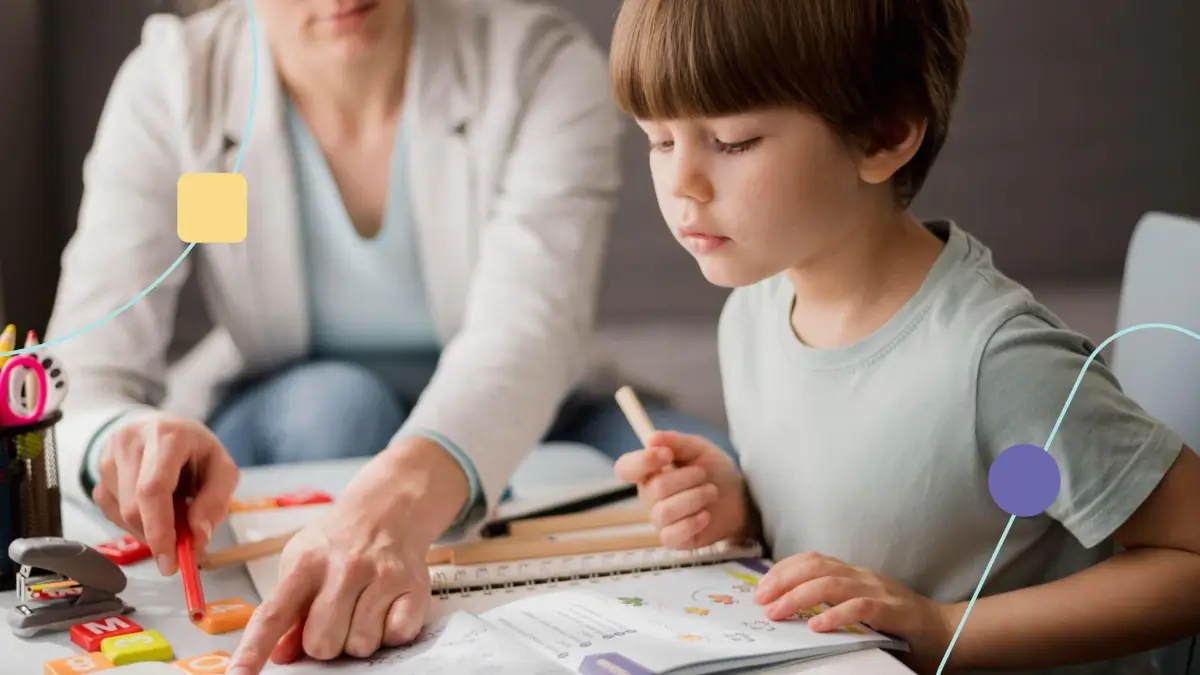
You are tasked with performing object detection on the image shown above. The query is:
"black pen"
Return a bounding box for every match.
[480,483,638,538]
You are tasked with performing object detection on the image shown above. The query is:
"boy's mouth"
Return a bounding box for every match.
[679,231,731,255]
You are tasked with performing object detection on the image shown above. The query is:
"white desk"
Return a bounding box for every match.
[2,446,912,673]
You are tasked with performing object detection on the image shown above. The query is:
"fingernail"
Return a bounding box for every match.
[656,448,672,462]
[156,555,173,575]
[199,519,213,540]
[227,668,250,675]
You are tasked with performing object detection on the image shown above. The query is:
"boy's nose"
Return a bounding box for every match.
[670,154,713,203]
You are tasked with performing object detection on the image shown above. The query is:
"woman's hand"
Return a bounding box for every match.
[93,415,239,574]
[615,430,749,549]
[755,552,955,674]
[227,437,470,674]
[228,503,432,671]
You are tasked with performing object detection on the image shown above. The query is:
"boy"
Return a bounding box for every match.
[608,1,1200,674]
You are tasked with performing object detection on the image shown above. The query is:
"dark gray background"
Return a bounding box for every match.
[2,0,1198,332]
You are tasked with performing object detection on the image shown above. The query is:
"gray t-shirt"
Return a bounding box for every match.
[719,220,1181,675]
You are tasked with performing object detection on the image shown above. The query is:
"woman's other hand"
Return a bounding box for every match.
[93,415,239,575]
[227,437,471,674]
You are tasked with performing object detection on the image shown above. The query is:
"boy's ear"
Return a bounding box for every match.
[857,119,927,186]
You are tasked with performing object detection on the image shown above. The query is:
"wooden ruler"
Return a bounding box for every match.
[199,505,652,570]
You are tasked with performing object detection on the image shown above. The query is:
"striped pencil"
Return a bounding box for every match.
[24,331,38,415]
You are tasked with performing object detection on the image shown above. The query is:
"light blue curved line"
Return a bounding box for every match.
[0,0,259,358]
[937,321,1199,674]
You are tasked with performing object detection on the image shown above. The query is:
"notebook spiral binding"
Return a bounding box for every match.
[429,539,759,602]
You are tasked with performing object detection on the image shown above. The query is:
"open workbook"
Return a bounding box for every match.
[262,558,906,674]
[231,507,907,674]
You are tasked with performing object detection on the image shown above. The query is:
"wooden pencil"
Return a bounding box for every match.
[505,506,648,538]
[614,386,656,447]
[615,385,677,475]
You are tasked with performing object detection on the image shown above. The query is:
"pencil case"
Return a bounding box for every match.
[0,410,64,591]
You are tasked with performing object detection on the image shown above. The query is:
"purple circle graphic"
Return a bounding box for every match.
[988,444,1061,517]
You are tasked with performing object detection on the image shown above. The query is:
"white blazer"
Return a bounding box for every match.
[44,0,624,519]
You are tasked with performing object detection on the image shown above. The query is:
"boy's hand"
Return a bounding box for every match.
[614,430,747,549]
[755,552,954,674]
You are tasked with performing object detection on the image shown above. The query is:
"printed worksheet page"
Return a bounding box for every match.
[261,611,564,674]
[474,561,902,675]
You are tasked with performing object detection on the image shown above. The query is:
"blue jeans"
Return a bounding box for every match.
[208,359,734,471]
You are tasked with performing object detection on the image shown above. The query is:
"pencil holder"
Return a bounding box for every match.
[0,410,64,592]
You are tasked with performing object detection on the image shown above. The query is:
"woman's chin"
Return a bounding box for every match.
[319,37,381,62]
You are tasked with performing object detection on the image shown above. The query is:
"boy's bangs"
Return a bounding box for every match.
[610,0,790,120]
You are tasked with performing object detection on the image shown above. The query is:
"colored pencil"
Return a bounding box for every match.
[174,493,206,623]
[0,324,14,367]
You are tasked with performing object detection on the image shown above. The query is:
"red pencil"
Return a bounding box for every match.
[174,492,207,623]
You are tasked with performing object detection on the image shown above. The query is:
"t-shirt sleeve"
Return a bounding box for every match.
[975,311,1184,548]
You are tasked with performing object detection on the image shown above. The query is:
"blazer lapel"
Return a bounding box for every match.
[406,0,476,339]
[219,8,309,370]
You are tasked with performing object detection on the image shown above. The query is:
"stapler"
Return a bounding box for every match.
[7,537,134,638]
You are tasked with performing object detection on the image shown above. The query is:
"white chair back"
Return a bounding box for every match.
[1110,210,1200,675]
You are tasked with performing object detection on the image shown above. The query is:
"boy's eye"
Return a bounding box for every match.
[716,137,761,154]
[649,139,674,152]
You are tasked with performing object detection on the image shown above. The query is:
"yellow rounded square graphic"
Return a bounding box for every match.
[177,173,247,243]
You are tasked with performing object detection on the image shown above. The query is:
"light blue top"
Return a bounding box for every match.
[285,102,439,354]
[285,102,485,530]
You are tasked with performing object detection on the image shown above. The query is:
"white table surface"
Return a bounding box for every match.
[2,445,912,674]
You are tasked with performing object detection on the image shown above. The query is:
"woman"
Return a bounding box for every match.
[45,0,731,671]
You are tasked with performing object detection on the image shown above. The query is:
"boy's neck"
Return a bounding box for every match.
[785,211,944,350]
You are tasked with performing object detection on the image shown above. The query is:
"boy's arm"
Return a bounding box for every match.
[941,446,1200,672]
[950,311,1200,671]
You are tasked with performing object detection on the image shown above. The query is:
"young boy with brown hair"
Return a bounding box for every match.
[608,1,1200,674]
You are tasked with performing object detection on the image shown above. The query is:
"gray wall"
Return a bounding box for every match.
[7,0,1200,330]
[574,0,1200,321]
[0,0,53,331]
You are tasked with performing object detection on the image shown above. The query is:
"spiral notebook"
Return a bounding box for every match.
[227,503,763,607]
